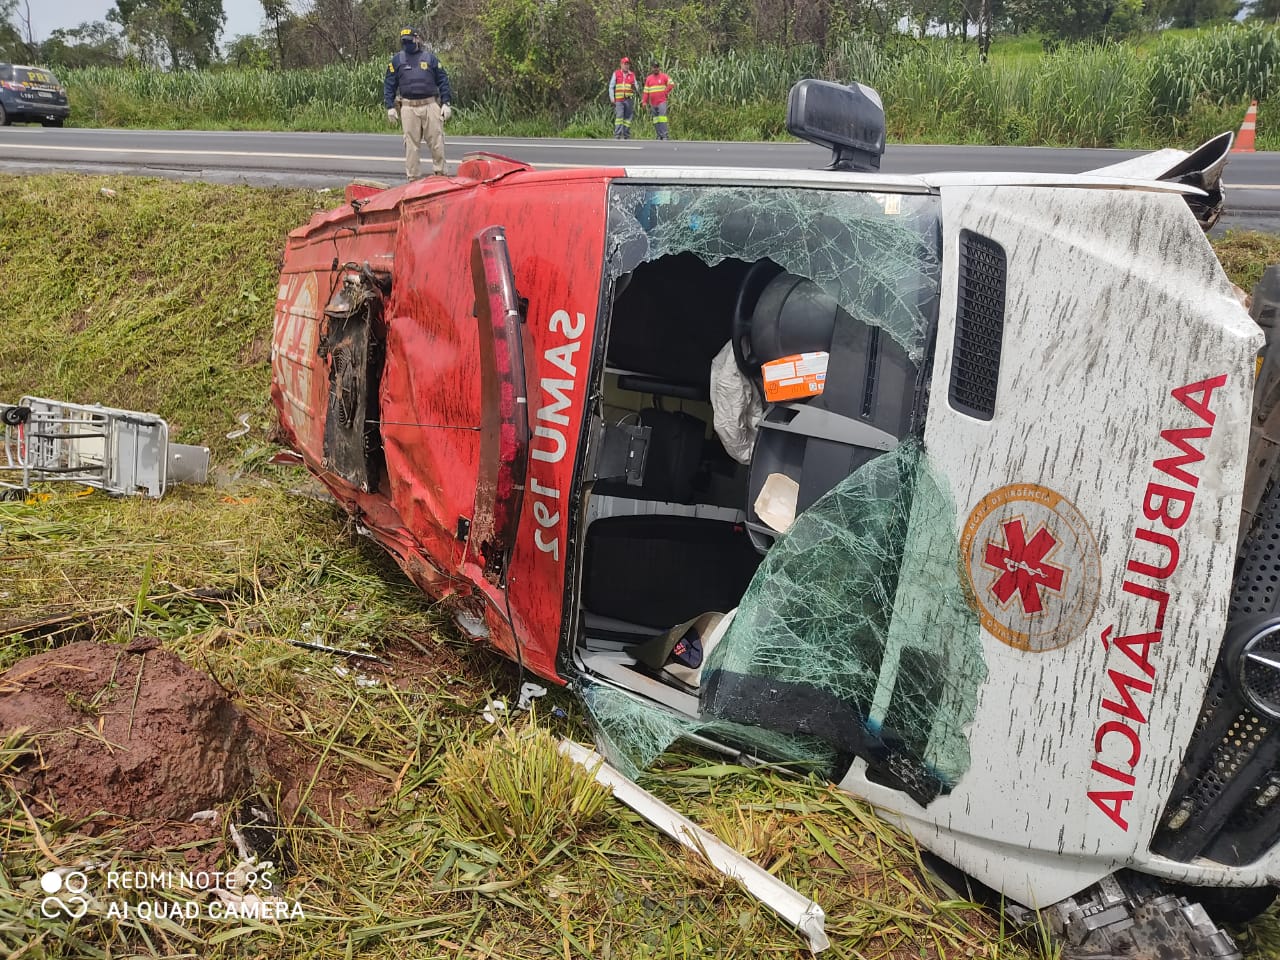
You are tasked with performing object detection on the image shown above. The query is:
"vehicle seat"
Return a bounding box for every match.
[594,406,706,504]
[582,516,761,629]
[740,272,918,551]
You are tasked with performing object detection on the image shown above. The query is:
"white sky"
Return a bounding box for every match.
[24,0,264,43]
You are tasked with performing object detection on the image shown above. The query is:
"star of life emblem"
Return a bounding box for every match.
[961,484,1101,652]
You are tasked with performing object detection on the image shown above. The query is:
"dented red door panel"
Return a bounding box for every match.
[382,174,611,679]
[272,170,616,684]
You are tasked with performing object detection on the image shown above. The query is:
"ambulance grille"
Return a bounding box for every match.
[1152,476,1280,864]
[947,231,1005,421]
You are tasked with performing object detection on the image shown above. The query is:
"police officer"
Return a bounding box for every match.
[384,27,453,180]
[608,57,636,139]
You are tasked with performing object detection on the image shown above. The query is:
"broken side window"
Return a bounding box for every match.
[700,440,985,806]
[604,183,941,363]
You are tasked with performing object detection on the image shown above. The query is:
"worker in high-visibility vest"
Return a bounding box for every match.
[642,62,674,141]
[608,57,637,139]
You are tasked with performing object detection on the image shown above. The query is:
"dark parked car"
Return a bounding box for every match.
[0,64,68,126]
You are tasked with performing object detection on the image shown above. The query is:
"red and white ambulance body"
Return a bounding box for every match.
[273,84,1273,957]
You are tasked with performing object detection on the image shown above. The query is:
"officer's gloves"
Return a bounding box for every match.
[387,108,399,125]
[441,104,452,123]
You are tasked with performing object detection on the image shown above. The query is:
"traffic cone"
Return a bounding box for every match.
[1232,100,1258,153]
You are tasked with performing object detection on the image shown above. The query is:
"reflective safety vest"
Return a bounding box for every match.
[642,72,673,106]
[613,70,636,100]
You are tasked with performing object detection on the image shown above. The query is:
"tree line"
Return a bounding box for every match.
[5,0,1277,98]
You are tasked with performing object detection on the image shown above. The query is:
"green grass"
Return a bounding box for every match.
[0,175,331,454]
[56,25,1280,148]
[1,175,1279,958]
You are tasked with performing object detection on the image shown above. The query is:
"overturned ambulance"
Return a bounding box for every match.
[272,81,1274,958]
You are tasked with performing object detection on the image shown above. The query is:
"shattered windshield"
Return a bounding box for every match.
[579,183,982,803]
[605,183,940,361]
[582,441,985,801]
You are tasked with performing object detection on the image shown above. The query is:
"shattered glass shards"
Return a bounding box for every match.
[605,184,941,362]
[700,440,986,805]
[579,681,839,783]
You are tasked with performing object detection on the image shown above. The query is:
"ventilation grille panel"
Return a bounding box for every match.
[948,230,1006,421]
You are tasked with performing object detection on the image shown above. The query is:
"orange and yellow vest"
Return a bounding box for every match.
[643,72,673,106]
[613,69,636,101]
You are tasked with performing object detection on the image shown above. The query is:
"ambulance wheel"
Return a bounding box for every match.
[1,405,29,426]
[1176,883,1277,925]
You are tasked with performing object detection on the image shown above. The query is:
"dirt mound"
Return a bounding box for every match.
[0,639,261,821]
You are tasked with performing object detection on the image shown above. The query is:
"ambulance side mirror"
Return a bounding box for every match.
[786,79,886,173]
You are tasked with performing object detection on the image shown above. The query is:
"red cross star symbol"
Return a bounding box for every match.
[983,518,1065,615]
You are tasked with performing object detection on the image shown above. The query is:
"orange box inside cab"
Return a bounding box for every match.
[761,351,829,403]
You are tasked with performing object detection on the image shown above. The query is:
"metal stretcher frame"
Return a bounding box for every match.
[0,396,208,499]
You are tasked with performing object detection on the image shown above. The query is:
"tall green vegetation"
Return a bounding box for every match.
[62,24,1280,148]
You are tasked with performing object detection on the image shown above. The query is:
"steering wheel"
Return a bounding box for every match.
[731,260,784,385]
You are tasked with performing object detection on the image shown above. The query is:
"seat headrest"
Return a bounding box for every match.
[750,273,839,364]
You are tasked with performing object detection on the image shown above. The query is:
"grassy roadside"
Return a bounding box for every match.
[1,175,1279,958]
[59,26,1280,149]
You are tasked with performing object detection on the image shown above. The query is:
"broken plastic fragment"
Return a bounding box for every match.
[517,682,548,710]
[482,699,508,724]
[226,413,252,440]
[559,739,830,953]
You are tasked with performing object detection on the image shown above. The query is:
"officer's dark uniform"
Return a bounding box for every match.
[384,31,453,178]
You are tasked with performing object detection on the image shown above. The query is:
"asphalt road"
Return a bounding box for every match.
[0,126,1277,230]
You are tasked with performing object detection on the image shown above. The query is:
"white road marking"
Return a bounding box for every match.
[2,128,646,151]
[0,142,602,168]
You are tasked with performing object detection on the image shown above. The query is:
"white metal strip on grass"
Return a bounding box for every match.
[558,739,830,953]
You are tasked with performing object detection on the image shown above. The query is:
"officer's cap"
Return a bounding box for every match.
[400,27,419,37]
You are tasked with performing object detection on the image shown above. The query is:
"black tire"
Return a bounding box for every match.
[1178,884,1277,925]
[1,405,30,426]
[0,104,10,126]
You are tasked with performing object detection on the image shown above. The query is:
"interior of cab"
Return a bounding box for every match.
[574,243,925,716]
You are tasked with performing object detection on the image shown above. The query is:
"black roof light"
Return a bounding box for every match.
[786,79,886,173]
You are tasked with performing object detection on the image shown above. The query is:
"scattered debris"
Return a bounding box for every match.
[482,700,508,724]
[268,450,305,465]
[98,187,116,198]
[188,809,219,824]
[1,396,209,500]
[226,412,252,440]
[332,665,379,688]
[559,739,830,954]
[286,637,389,664]
[516,682,548,711]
